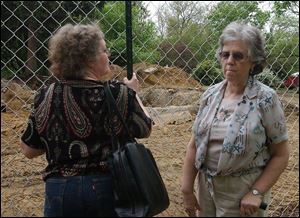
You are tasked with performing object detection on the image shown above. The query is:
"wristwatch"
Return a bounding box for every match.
[251,188,263,197]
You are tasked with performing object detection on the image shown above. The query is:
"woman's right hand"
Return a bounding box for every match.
[182,192,201,217]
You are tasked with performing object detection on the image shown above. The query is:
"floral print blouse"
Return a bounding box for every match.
[192,77,288,177]
[21,80,152,181]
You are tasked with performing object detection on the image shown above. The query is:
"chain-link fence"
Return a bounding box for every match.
[1,1,299,217]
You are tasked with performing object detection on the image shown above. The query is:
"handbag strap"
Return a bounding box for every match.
[104,82,135,151]
[104,84,119,152]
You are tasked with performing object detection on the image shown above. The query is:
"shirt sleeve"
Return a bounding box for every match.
[109,81,152,139]
[127,87,153,139]
[21,92,44,149]
[21,112,44,149]
[260,91,288,145]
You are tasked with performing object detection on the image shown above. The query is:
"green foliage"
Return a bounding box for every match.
[159,1,271,72]
[198,1,270,63]
[255,68,283,88]
[2,1,159,79]
[1,68,15,79]
[266,10,299,80]
[192,60,223,85]
[207,1,270,36]
[265,2,299,80]
[158,42,198,73]
[1,0,298,86]
[134,49,160,65]
[274,1,299,17]
[1,1,104,78]
[267,30,299,80]
[176,22,219,66]
[95,2,160,66]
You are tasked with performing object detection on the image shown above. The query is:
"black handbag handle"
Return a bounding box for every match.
[104,82,139,209]
[104,82,135,151]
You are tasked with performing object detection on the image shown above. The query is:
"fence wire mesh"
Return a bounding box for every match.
[1,1,299,217]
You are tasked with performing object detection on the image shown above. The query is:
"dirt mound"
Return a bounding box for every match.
[1,79,35,112]
[139,88,201,107]
[109,63,202,107]
[110,62,201,89]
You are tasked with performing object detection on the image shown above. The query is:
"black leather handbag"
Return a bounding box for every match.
[104,82,170,217]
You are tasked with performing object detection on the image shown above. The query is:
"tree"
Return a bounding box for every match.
[274,1,299,17]
[156,1,206,39]
[154,1,209,71]
[156,5,168,38]
[166,1,205,37]
[193,59,223,85]
[94,1,160,66]
[189,1,271,81]
[158,42,198,73]
[207,1,270,38]
[1,1,105,80]
[266,2,299,79]
[155,1,271,74]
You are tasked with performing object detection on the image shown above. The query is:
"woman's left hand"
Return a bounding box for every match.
[123,72,140,93]
[240,191,262,217]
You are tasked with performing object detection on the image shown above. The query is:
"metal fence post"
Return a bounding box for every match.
[125,1,133,79]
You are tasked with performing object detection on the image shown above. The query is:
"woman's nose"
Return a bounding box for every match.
[227,54,235,63]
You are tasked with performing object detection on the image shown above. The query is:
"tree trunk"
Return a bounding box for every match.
[25,19,37,76]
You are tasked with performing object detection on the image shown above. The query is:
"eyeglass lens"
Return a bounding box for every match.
[101,48,110,55]
[220,52,245,61]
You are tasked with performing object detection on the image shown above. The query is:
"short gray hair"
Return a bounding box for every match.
[48,23,105,80]
[215,21,267,75]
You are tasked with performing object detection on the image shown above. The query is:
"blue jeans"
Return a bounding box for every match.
[44,173,118,217]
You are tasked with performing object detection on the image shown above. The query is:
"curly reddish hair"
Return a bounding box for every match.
[48,23,104,80]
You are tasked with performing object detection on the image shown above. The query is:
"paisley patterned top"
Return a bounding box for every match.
[21,79,152,181]
[192,76,288,177]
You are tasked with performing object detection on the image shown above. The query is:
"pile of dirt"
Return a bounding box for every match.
[1,79,35,112]
[109,63,203,108]
[139,88,201,107]
[110,62,201,89]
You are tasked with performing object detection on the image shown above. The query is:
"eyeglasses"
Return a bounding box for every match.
[219,51,248,62]
[100,48,111,56]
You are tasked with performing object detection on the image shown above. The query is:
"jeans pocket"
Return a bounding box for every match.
[89,175,116,216]
[44,178,66,217]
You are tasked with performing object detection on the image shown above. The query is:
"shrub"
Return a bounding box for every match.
[1,68,15,79]
[192,60,223,86]
[158,42,198,73]
[255,68,283,88]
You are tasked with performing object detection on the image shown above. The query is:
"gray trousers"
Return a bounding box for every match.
[197,171,271,217]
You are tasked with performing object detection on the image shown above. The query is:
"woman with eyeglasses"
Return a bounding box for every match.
[181,21,289,217]
[20,23,152,217]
